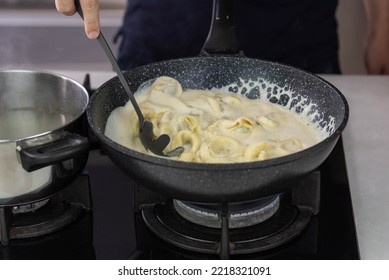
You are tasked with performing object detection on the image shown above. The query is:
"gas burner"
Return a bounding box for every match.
[137,171,321,259]
[173,195,280,228]
[0,174,92,246]
[11,199,49,214]
[2,197,85,243]
[142,195,311,258]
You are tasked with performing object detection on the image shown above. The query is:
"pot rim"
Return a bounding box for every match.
[0,69,89,144]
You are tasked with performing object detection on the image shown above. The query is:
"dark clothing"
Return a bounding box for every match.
[115,0,340,74]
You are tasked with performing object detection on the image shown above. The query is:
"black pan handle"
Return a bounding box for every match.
[201,0,241,55]
[18,133,89,172]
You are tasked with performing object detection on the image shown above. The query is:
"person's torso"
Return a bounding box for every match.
[117,0,339,72]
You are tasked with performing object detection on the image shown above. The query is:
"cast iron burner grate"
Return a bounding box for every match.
[139,171,320,260]
[0,174,92,246]
[0,197,84,245]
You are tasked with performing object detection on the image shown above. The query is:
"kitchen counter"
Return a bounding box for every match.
[54,70,389,260]
[0,9,123,71]
[324,75,389,260]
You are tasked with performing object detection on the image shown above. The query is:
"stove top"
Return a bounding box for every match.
[80,75,358,260]
[88,137,359,260]
[0,174,94,259]
[0,135,358,260]
[0,74,359,259]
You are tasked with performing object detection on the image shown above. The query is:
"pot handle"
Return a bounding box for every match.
[201,0,241,56]
[17,133,89,172]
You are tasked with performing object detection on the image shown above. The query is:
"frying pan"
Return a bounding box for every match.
[86,0,349,203]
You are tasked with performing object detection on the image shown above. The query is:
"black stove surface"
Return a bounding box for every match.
[0,175,95,259]
[87,137,358,260]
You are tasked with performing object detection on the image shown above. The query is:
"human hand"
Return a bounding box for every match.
[364,30,389,74]
[363,0,389,74]
[55,0,100,39]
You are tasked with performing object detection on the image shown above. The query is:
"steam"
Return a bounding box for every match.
[0,31,33,69]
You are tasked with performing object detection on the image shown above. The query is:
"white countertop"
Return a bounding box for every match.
[324,75,389,260]
[55,70,389,260]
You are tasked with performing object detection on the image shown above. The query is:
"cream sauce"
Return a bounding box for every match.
[105,76,326,163]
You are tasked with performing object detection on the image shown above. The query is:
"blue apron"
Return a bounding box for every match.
[114,0,339,73]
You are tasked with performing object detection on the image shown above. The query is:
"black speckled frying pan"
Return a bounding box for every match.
[86,0,349,203]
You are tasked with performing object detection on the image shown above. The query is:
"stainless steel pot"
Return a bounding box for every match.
[0,70,89,206]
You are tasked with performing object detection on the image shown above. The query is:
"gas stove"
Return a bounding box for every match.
[127,137,359,260]
[0,174,94,259]
[0,75,359,260]
[86,135,358,260]
[0,134,359,260]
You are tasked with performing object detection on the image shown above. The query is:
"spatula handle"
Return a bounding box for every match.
[74,0,145,125]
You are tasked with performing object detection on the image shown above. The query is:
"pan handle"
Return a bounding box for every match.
[17,132,89,172]
[201,0,241,56]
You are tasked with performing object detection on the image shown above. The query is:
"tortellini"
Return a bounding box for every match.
[244,142,273,161]
[105,76,324,163]
[220,117,255,135]
[208,136,242,159]
[171,130,201,153]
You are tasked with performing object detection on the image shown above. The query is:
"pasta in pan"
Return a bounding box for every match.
[105,76,326,163]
